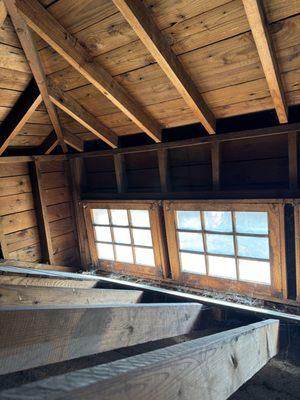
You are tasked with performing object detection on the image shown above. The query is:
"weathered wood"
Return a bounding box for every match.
[113,0,215,134]
[4,0,67,152]
[0,284,143,306]
[16,0,162,142]
[113,153,127,193]
[48,83,118,148]
[211,141,221,190]
[0,0,7,27]
[242,0,288,123]
[0,259,77,273]
[0,79,42,155]
[0,320,279,400]
[0,302,203,374]
[29,160,54,264]
[157,148,171,193]
[41,130,84,154]
[0,275,97,289]
[288,132,298,190]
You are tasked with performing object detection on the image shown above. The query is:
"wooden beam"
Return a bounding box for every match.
[48,83,118,148]
[114,153,127,193]
[0,303,203,374]
[288,132,298,190]
[0,0,7,27]
[0,320,279,399]
[242,0,288,123]
[29,160,55,264]
[4,0,67,152]
[157,148,171,193]
[0,217,9,258]
[16,0,162,143]
[0,285,143,307]
[113,0,215,135]
[0,79,42,155]
[0,275,97,289]
[211,142,221,191]
[41,130,84,154]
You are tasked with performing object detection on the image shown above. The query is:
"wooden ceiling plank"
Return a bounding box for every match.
[113,0,216,135]
[16,0,162,142]
[242,0,288,123]
[0,0,7,27]
[4,0,68,152]
[0,79,42,155]
[48,83,118,148]
[0,303,203,374]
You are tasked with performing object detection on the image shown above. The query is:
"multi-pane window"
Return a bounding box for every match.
[83,201,166,279]
[176,210,271,284]
[92,208,155,267]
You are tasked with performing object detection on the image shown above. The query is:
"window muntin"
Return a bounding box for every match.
[91,208,155,267]
[175,210,271,285]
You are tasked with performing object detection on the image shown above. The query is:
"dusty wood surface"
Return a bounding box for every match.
[0,302,203,375]
[0,275,97,289]
[0,320,279,399]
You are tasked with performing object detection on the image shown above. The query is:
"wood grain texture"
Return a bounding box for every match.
[242,0,288,123]
[113,0,215,134]
[0,284,143,306]
[0,260,77,272]
[0,1,7,27]
[16,0,162,142]
[0,320,279,400]
[0,302,203,374]
[0,275,97,289]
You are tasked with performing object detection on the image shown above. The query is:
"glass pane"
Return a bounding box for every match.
[130,210,150,227]
[204,211,232,232]
[113,227,131,244]
[111,209,128,226]
[235,212,268,234]
[237,236,269,259]
[96,243,114,261]
[92,209,109,225]
[115,245,133,263]
[180,252,206,275]
[178,232,203,252]
[206,234,235,256]
[94,226,112,242]
[135,247,155,266]
[239,259,271,285]
[176,211,201,230]
[208,256,237,280]
[132,228,152,247]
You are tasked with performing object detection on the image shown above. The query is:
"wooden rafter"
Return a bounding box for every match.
[242,0,288,123]
[0,79,42,155]
[4,0,68,152]
[41,129,84,154]
[0,0,7,26]
[113,0,216,135]
[47,83,118,148]
[16,0,162,143]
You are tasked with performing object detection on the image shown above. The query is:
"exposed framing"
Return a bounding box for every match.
[164,200,286,300]
[294,203,300,302]
[83,200,168,279]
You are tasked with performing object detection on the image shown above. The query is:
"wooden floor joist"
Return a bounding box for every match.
[0,285,143,306]
[0,79,42,155]
[113,0,216,134]
[16,0,162,143]
[0,303,203,375]
[0,320,279,400]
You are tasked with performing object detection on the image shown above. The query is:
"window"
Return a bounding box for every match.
[164,201,285,299]
[83,201,167,278]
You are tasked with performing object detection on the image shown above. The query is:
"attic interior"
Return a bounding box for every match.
[0,0,300,399]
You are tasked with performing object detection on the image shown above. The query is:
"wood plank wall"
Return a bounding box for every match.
[0,160,80,268]
[0,162,42,262]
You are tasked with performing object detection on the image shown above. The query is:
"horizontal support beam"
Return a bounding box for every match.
[0,303,203,374]
[0,320,279,399]
[0,275,97,289]
[0,285,142,307]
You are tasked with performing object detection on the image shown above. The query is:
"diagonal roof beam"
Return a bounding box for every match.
[0,1,7,27]
[47,82,118,148]
[242,0,288,123]
[4,0,68,152]
[41,130,84,154]
[0,79,42,155]
[15,0,162,143]
[113,0,216,135]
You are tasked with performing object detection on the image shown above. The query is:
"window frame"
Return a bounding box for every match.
[83,200,168,279]
[164,200,286,300]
